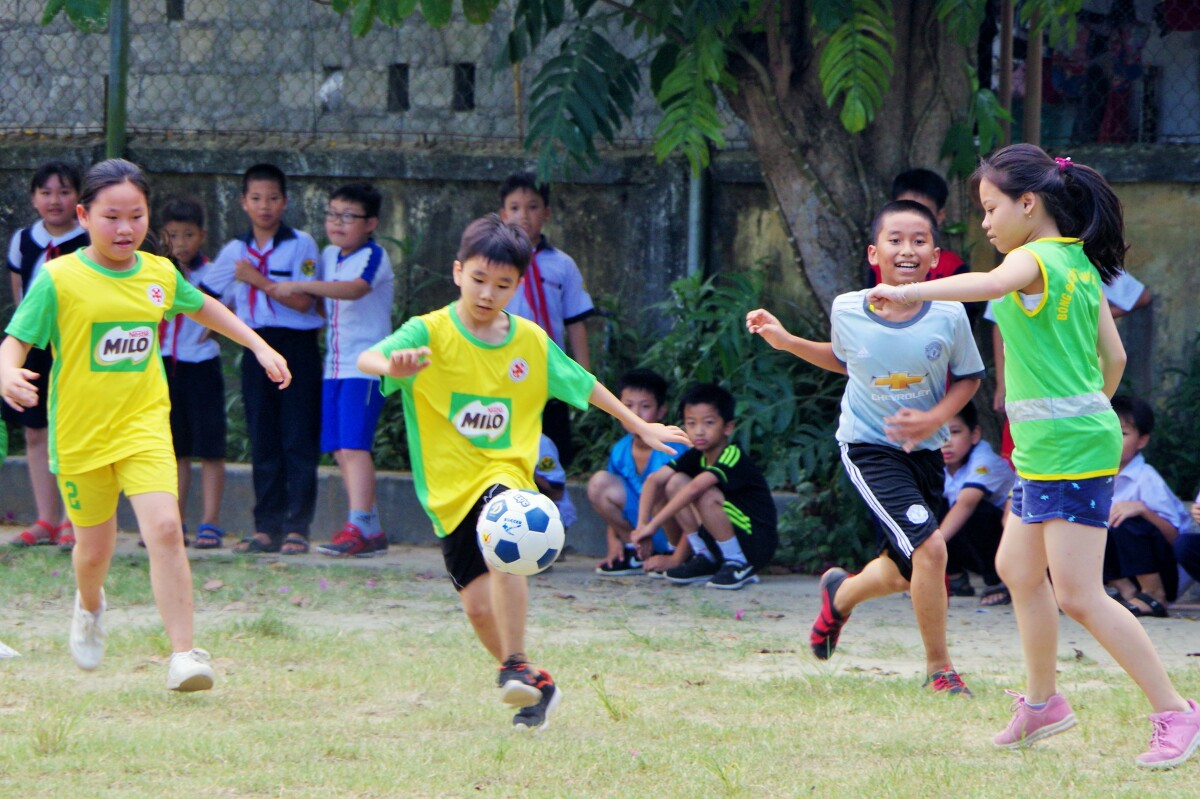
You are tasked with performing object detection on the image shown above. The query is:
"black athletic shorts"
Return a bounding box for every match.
[839,442,946,582]
[441,483,510,591]
[165,356,227,459]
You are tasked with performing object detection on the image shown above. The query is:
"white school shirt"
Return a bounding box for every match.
[160,256,221,363]
[321,240,395,380]
[504,237,594,352]
[207,225,324,331]
[943,439,1016,509]
[1113,453,1191,534]
[6,220,88,290]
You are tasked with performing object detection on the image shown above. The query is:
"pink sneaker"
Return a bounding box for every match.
[993,690,1077,749]
[1136,698,1200,769]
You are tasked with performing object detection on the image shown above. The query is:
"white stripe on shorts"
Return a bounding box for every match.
[839,442,916,559]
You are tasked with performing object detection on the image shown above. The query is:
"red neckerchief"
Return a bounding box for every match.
[158,254,209,376]
[246,241,276,316]
[521,243,554,340]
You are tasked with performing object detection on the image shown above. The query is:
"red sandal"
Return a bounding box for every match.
[10,520,58,547]
[56,522,76,552]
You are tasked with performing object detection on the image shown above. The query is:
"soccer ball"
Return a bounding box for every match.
[476,489,565,576]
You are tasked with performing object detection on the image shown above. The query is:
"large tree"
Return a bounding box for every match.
[48,0,1074,313]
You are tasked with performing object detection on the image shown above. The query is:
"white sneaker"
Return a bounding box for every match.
[69,589,106,671]
[167,648,215,692]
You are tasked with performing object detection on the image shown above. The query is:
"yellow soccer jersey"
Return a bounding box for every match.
[5,250,205,474]
[371,303,596,536]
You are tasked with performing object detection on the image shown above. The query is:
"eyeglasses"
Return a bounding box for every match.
[325,211,370,223]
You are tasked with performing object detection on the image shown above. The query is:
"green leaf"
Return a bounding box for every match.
[44,0,108,32]
[377,0,420,25]
[462,0,500,24]
[934,0,986,46]
[350,0,376,36]
[814,3,895,134]
[420,0,452,27]
[810,0,855,33]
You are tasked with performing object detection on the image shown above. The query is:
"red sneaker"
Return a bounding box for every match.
[810,567,852,660]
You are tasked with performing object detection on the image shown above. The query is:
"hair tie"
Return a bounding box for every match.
[1055,156,1072,172]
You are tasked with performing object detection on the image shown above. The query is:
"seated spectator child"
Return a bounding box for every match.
[1103,396,1192,618]
[939,400,1016,605]
[157,195,227,550]
[535,433,576,532]
[633,383,778,590]
[587,368,688,576]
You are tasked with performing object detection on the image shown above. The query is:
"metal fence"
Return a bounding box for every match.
[0,1,1196,149]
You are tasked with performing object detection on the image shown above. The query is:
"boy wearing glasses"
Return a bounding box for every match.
[273,182,395,557]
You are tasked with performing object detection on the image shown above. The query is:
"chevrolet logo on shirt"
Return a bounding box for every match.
[874,373,926,390]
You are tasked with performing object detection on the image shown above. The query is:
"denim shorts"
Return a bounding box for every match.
[1010,475,1114,528]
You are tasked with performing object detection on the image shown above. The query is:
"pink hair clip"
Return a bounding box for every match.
[1055,156,1072,172]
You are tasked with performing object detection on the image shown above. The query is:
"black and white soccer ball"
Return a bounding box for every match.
[476,489,565,576]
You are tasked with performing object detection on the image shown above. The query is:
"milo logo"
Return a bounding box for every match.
[91,322,156,372]
[450,393,512,449]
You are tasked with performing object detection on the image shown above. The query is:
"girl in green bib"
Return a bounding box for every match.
[868,144,1197,769]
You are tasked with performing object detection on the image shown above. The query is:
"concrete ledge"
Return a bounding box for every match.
[0,457,799,557]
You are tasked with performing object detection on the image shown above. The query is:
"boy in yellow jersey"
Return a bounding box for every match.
[357,214,689,730]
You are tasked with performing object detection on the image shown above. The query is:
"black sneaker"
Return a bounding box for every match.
[512,670,561,731]
[497,657,542,707]
[707,561,759,590]
[665,554,720,585]
[810,567,852,660]
[595,550,644,576]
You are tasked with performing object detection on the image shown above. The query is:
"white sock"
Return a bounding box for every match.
[715,536,747,565]
[687,532,714,562]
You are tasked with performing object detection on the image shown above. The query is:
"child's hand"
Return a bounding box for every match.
[630,523,655,544]
[1109,500,1147,528]
[271,280,304,299]
[746,308,791,350]
[388,347,432,378]
[866,283,910,309]
[1,368,39,411]
[882,408,939,452]
[253,346,292,389]
[638,422,690,454]
[234,259,260,284]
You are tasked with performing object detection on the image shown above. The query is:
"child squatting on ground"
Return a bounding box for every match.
[0,159,291,691]
[748,199,984,696]
[867,143,1200,768]
[356,214,689,730]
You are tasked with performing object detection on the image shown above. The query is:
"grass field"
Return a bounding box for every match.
[1,540,1197,798]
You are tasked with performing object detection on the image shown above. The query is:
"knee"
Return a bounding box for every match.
[142,516,185,549]
[913,532,948,570]
[586,472,618,505]
[459,581,492,625]
[1055,589,1096,623]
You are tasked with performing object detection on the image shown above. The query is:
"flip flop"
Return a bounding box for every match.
[233,536,281,554]
[280,534,310,555]
[1134,591,1170,618]
[193,524,225,550]
[1106,587,1148,617]
[980,584,1011,606]
[10,520,57,547]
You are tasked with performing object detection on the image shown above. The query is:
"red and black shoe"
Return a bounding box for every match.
[810,567,852,660]
[513,669,562,731]
[497,656,543,708]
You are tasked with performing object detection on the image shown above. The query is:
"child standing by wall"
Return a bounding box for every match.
[0,159,290,690]
[5,161,89,551]
[207,164,323,556]
[357,214,688,730]
[271,183,394,558]
[749,200,984,694]
[868,143,1199,768]
[498,172,595,467]
[157,195,228,550]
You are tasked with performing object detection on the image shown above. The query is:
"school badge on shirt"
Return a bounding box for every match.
[301,259,316,277]
[509,358,529,382]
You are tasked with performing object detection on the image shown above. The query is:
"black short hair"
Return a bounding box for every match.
[1110,395,1154,437]
[953,399,979,430]
[617,368,669,408]
[869,200,941,247]
[679,382,735,423]
[330,182,382,219]
[159,195,206,229]
[31,160,82,194]
[891,168,949,211]
[79,159,151,211]
[499,171,550,206]
[456,213,530,275]
[243,163,287,196]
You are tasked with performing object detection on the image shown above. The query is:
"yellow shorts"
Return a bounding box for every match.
[57,449,178,527]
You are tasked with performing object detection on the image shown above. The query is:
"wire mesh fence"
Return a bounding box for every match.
[0,1,1196,149]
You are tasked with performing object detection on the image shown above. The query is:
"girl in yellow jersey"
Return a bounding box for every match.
[0,160,291,692]
[869,144,1197,769]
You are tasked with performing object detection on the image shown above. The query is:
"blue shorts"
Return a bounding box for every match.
[1010,475,1113,528]
[321,378,385,453]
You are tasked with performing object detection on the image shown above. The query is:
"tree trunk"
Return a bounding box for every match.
[727,1,973,317]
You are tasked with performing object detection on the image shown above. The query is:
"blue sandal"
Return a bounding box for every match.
[193,523,225,550]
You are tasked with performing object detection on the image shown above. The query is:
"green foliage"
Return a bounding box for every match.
[652,27,732,174]
[41,0,107,32]
[935,0,987,46]
[1148,337,1200,502]
[942,65,1013,180]
[813,0,896,133]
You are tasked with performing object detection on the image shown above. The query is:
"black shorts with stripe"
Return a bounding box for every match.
[839,442,946,581]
